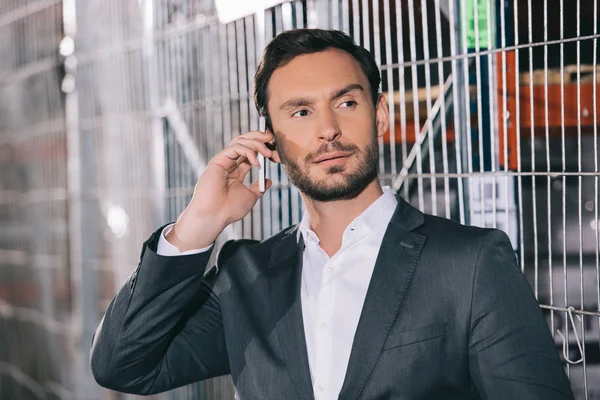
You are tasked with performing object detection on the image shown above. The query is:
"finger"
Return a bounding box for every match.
[227,157,252,178]
[263,129,280,163]
[220,144,262,167]
[230,130,274,144]
[235,137,274,159]
[249,178,273,198]
[268,149,281,163]
[225,141,272,163]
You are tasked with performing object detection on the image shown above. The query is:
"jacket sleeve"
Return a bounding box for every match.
[468,230,574,399]
[90,227,231,395]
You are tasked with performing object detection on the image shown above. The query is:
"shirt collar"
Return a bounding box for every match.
[299,186,398,244]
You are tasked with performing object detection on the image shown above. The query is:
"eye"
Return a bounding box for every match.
[292,109,310,118]
[339,100,357,108]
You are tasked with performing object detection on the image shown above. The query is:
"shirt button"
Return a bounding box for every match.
[326,266,333,273]
[318,384,326,391]
[320,322,328,330]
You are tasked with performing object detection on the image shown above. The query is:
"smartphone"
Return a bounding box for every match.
[258,117,267,193]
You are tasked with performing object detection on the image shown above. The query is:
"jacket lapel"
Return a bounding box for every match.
[338,196,427,400]
[266,228,314,400]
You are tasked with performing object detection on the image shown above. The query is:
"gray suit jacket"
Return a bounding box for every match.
[90,195,574,399]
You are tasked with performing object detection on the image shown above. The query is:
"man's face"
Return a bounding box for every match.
[266,48,389,202]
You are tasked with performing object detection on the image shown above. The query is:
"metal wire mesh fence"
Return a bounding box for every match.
[0,1,73,399]
[0,0,599,399]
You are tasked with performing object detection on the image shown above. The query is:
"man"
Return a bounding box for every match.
[90,29,574,399]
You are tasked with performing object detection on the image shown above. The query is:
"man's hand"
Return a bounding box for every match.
[167,130,280,251]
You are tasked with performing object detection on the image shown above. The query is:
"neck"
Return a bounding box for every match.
[301,180,384,257]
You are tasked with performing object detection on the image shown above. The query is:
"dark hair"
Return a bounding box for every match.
[254,29,381,131]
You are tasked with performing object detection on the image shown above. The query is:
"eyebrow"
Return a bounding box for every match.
[278,83,365,111]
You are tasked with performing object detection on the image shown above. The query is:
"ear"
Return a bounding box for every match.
[265,128,281,163]
[375,94,389,139]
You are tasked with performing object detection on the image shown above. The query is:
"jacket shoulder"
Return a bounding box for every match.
[420,213,502,241]
[216,224,299,265]
[417,213,513,262]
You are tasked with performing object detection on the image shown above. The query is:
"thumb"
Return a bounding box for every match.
[249,179,273,199]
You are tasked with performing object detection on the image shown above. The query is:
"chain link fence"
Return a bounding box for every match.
[0,0,599,399]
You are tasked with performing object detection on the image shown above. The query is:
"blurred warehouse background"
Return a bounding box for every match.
[0,0,599,399]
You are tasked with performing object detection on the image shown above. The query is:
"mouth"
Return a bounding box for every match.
[314,151,353,163]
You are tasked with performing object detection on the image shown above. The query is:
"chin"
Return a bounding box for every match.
[325,165,346,174]
[283,152,378,202]
[311,169,349,183]
[300,175,368,202]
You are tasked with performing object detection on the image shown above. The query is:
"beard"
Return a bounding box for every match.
[276,130,379,202]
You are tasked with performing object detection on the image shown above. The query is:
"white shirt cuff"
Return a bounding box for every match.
[156,223,214,256]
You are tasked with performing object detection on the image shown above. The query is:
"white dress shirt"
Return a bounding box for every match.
[157,186,398,400]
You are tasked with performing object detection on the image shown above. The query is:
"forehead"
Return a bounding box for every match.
[267,48,369,108]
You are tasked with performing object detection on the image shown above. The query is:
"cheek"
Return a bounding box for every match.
[274,131,311,162]
[276,120,314,143]
[338,116,376,145]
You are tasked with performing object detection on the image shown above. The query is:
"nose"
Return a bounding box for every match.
[317,109,341,142]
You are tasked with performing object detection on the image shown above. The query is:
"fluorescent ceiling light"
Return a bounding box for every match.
[215,0,287,24]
